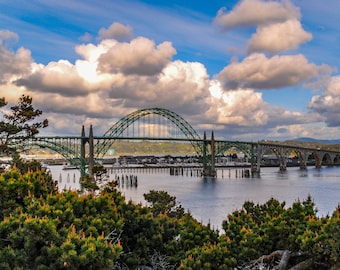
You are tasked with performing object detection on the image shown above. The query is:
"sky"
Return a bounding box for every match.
[1,0,340,141]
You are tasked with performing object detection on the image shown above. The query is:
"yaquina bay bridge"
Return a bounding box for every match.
[13,108,340,178]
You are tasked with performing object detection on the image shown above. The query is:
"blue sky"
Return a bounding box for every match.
[1,0,340,141]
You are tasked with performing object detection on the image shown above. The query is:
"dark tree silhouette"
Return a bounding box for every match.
[0,94,48,155]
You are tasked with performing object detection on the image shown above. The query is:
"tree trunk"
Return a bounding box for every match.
[239,250,318,270]
[289,258,315,270]
[258,250,285,263]
[277,250,291,270]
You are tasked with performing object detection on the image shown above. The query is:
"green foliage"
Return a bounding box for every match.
[93,165,107,181]
[144,190,185,218]
[80,174,99,192]
[0,95,48,155]
[0,168,57,220]
[0,165,339,269]
[178,241,233,270]
[79,165,110,192]
[300,205,340,268]
[11,150,44,174]
[217,196,337,269]
[0,168,124,269]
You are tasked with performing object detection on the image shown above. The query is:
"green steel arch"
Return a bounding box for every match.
[12,137,87,176]
[215,141,253,157]
[95,107,203,157]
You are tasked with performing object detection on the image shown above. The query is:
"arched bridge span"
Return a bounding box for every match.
[16,108,212,176]
[215,141,254,159]
[11,137,88,176]
[253,142,340,171]
[12,108,340,177]
[95,107,204,158]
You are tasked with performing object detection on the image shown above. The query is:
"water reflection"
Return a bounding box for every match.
[276,169,288,180]
[47,165,340,229]
[299,169,308,178]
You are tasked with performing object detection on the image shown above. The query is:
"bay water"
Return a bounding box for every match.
[48,165,340,230]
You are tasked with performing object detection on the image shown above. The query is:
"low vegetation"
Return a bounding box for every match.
[0,159,339,269]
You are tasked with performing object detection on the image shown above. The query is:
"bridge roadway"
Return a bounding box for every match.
[19,133,340,177]
[11,107,340,177]
[254,141,340,171]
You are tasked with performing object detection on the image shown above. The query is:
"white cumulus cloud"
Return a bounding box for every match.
[207,80,269,126]
[214,0,300,30]
[309,76,340,127]
[216,53,328,90]
[15,60,90,97]
[98,22,133,42]
[247,19,312,53]
[97,37,176,76]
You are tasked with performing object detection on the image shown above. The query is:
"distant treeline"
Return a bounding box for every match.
[29,139,340,157]
[267,139,340,152]
[110,139,340,154]
[110,141,196,155]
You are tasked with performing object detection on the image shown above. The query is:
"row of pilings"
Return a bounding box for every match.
[56,166,253,190]
[57,172,139,189]
[59,172,77,184]
[105,166,252,179]
[113,174,138,188]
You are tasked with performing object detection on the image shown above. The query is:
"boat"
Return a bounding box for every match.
[62,164,78,170]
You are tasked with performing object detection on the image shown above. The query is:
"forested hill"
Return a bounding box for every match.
[294,137,340,144]
[110,139,340,155]
[100,141,196,155]
[261,138,340,151]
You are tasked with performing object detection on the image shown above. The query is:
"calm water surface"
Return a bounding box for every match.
[49,165,340,230]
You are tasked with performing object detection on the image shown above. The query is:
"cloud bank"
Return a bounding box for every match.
[0,1,338,140]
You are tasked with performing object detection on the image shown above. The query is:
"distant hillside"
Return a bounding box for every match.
[294,137,340,144]
[110,141,196,155]
[260,138,340,152]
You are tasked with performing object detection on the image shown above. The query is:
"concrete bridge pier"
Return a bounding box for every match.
[272,147,290,171]
[274,152,287,171]
[297,150,309,170]
[329,153,337,166]
[315,151,335,168]
[279,163,287,171]
[315,155,322,168]
[251,143,264,175]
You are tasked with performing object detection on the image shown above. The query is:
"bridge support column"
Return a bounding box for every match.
[202,131,216,177]
[298,150,309,170]
[272,147,289,171]
[80,125,87,177]
[279,155,287,171]
[279,163,287,171]
[251,143,263,175]
[210,131,216,177]
[202,131,207,173]
[329,153,336,166]
[314,151,324,169]
[88,125,94,178]
[315,156,321,168]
